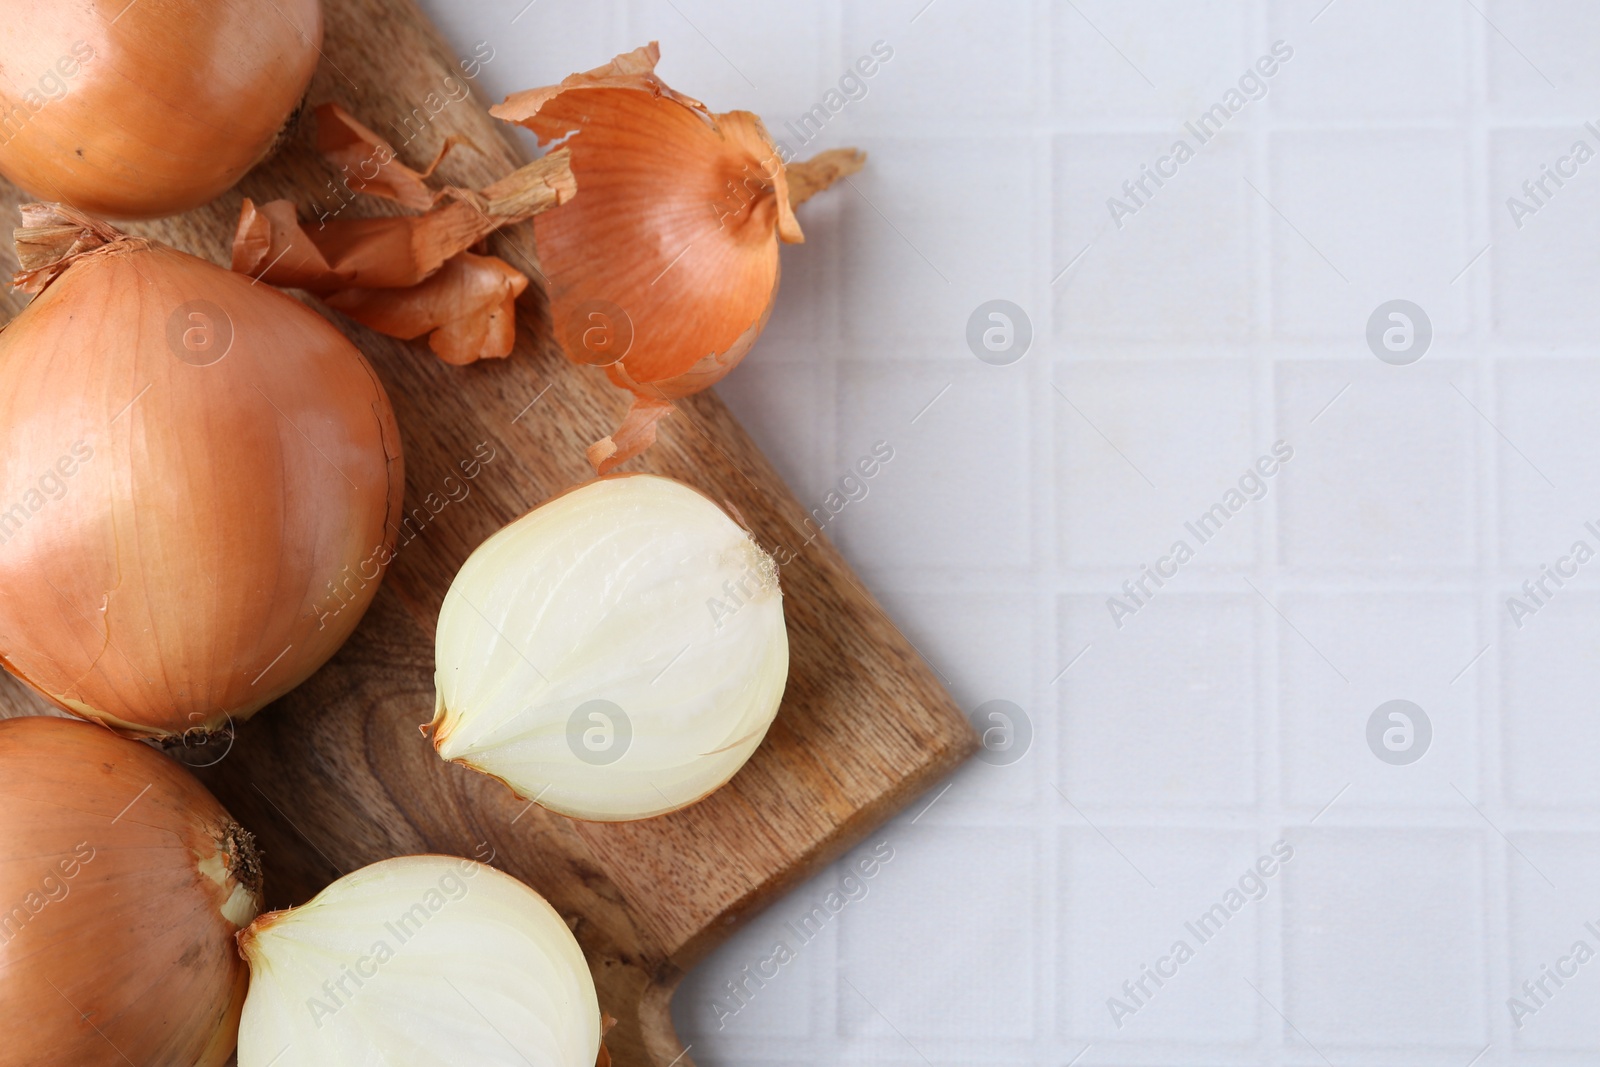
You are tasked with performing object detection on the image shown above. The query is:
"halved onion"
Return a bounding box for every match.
[0,715,261,1066]
[0,205,403,738]
[431,474,789,821]
[237,856,601,1066]
[0,0,322,219]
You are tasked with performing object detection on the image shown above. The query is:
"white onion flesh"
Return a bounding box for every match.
[432,474,789,821]
[237,856,600,1066]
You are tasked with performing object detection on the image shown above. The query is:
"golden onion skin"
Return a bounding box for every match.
[0,716,261,1067]
[0,242,403,737]
[520,78,786,398]
[0,0,322,219]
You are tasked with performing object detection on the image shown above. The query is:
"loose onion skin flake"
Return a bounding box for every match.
[432,474,789,822]
[237,856,602,1067]
[229,105,577,365]
[0,0,322,219]
[0,716,261,1067]
[0,205,404,738]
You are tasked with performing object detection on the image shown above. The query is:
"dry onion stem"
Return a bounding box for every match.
[490,43,864,472]
[230,103,576,364]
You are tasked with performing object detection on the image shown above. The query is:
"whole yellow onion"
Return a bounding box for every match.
[0,0,322,219]
[0,205,403,738]
[0,716,262,1066]
[491,43,862,472]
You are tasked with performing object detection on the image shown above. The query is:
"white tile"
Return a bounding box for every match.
[1051,0,1251,120]
[765,210,832,344]
[1059,594,1257,807]
[831,361,1030,570]
[623,0,826,119]
[1268,130,1469,339]
[837,828,1038,1040]
[1275,361,1477,567]
[840,136,1035,342]
[841,0,1035,119]
[673,906,822,1040]
[1495,360,1600,568]
[1053,133,1255,340]
[1506,833,1600,1053]
[1054,360,1259,569]
[1269,0,1468,118]
[1501,592,1600,808]
[886,590,1032,711]
[715,360,827,505]
[1485,0,1600,112]
[1277,592,1482,807]
[883,590,1037,810]
[1488,127,1600,340]
[1060,828,1270,1044]
[1281,829,1487,1046]
[414,0,620,115]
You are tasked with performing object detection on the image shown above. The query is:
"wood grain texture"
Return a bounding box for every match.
[0,1,976,1063]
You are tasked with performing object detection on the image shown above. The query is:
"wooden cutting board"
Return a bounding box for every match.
[0,1,975,1064]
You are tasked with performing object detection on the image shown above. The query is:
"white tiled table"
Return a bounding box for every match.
[423,1,1600,1062]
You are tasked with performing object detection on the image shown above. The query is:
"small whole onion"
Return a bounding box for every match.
[0,0,322,219]
[432,474,789,821]
[0,715,262,1066]
[237,856,602,1066]
[491,43,862,471]
[0,205,403,738]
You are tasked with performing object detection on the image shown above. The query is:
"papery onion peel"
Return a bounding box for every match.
[230,104,575,364]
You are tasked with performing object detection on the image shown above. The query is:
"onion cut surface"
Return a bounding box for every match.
[432,474,789,821]
[237,856,601,1067]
